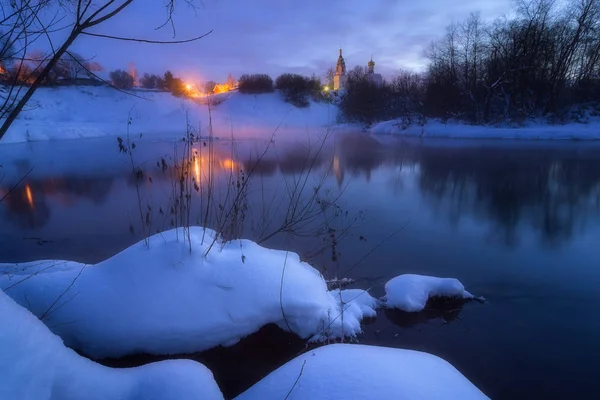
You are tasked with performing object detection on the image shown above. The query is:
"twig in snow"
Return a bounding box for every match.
[283,360,307,400]
[39,264,85,321]
[279,251,293,332]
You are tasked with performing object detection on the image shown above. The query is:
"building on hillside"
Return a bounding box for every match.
[333,49,347,91]
[366,57,383,87]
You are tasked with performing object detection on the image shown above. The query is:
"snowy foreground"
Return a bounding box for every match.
[0,227,378,358]
[2,87,337,143]
[0,289,224,400]
[370,118,600,140]
[236,344,489,400]
[1,288,487,399]
[0,226,486,399]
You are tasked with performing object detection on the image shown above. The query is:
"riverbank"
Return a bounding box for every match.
[3,85,599,144]
[1,86,337,143]
[370,118,600,140]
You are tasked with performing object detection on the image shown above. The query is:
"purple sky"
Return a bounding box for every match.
[70,0,513,83]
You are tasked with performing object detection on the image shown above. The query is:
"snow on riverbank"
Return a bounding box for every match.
[2,86,337,143]
[384,274,475,312]
[370,119,600,140]
[0,289,223,400]
[235,344,489,400]
[0,227,376,358]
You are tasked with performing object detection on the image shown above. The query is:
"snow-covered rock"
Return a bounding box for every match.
[0,289,223,400]
[384,274,474,312]
[235,343,489,400]
[0,227,377,358]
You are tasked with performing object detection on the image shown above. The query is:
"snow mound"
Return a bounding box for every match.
[384,274,474,312]
[0,227,376,358]
[310,289,379,342]
[0,289,223,400]
[235,343,489,400]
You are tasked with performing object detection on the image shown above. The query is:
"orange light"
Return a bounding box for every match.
[194,156,200,183]
[185,84,192,91]
[25,184,34,207]
[222,158,236,170]
[212,82,237,94]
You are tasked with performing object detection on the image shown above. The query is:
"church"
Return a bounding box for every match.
[333,49,383,90]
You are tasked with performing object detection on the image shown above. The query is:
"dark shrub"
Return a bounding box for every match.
[109,69,134,89]
[275,73,321,108]
[339,76,397,125]
[238,74,274,94]
[170,77,186,97]
[140,73,161,89]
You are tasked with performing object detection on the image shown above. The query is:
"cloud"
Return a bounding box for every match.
[71,0,513,81]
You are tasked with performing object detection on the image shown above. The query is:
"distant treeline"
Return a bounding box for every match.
[237,73,324,107]
[340,0,600,126]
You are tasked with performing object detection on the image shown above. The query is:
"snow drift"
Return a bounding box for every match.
[235,344,489,400]
[0,227,377,358]
[370,118,600,140]
[0,289,223,400]
[384,274,474,312]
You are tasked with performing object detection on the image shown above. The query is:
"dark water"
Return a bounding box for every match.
[2,134,600,399]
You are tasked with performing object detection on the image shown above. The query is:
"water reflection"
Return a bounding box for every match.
[414,145,600,247]
[383,298,468,329]
[1,176,114,229]
[1,136,600,250]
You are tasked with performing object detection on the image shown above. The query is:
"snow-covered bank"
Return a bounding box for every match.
[2,86,338,143]
[235,344,489,400]
[0,227,376,358]
[384,274,475,312]
[370,119,600,140]
[0,289,223,400]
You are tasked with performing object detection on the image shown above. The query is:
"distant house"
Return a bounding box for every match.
[57,72,106,87]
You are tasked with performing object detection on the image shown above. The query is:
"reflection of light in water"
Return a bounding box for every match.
[25,184,34,208]
[194,155,200,183]
[222,158,235,171]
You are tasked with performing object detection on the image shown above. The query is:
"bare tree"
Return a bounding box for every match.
[54,52,103,81]
[0,0,212,141]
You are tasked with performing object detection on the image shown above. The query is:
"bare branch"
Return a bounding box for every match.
[80,29,213,44]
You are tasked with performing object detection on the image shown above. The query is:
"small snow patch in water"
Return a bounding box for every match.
[383,274,478,312]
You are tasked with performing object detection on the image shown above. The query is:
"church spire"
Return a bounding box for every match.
[334,48,348,90]
[336,48,346,76]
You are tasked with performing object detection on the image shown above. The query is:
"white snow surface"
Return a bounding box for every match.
[0,289,223,400]
[2,86,337,143]
[235,344,489,400]
[370,118,600,140]
[0,227,377,358]
[384,274,474,312]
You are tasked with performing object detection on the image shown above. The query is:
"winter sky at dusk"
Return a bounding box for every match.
[72,0,515,82]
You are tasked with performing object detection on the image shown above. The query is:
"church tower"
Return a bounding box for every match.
[333,49,348,91]
[366,56,383,86]
[367,57,375,74]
